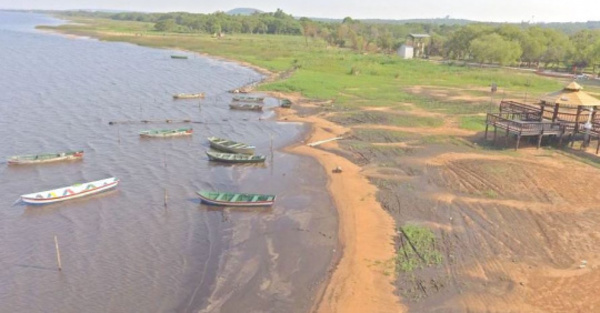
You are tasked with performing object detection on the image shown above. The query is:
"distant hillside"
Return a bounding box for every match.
[361,18,475,25]
[538,21,600,34]
[226,8,263,16]
[306,17,476,25]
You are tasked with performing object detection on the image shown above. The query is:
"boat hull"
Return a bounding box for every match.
[232,96,264,103]
[206,151,265,163]
[197,191,275,207]
[8,151,84,165]
[207,137,255,155]
[20,177,119,205]
[140,128,193,138]
[229,103,263,111]
[173,93,204,99]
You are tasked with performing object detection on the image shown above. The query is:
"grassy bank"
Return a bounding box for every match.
[41,16,567,110]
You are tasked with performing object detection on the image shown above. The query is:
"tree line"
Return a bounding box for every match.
[61,9,600,73]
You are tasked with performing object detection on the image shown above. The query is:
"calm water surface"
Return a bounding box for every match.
[0,12,337,313]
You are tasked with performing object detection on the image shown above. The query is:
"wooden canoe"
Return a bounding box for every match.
[207,137,255,154]
[8,150,84,165]
[197,191,276,207]
[171,55,188,59]
[232,95,264,103]
[206,151,266,163]
[20,177,119,205]
[140,128,193,138]
[229,103,263,111]
[173,93,204,99]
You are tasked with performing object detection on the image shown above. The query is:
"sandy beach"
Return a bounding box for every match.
[270,94,405,313]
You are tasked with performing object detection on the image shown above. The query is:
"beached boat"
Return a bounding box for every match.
[139,128,193,138]
[280,98,292,108]
[229,102,263,111]
[173,93,204,99]
[197,191,276,207]
[207,137,255,154]
[206,151,266,163]
[232,95,264,103]
[8,150,84,165]
[20,177,119,205]
[171,55,188,59]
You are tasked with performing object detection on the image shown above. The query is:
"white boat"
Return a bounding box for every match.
[20,177,120,205]
[173,93,204,99]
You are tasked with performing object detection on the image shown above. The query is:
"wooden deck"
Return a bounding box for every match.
[485,112,564,150]
[486,101,600,153]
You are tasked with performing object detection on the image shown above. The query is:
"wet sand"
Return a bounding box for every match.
[272,96,404,313]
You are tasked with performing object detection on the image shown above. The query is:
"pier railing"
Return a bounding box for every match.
[486,113,563,135]
[499,101,541,116]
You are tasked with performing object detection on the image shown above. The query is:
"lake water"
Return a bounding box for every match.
[0,11,337,313]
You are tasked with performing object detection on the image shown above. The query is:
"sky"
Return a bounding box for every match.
[2,0,600,23]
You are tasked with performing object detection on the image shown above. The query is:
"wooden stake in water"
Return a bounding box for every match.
[164,188,168,208]
[117,126,121,144]
[54,235,62,271]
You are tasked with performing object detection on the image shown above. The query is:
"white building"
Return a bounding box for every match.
[398,44,414,59]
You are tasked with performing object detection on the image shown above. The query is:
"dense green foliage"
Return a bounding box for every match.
[55,9,600,73]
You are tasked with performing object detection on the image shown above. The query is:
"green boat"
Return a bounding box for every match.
[206,151,266,163]
[197,191,276,207]
[280,98,292,108]
[140,128,193,138]
[229,103,263,111]
[232,95,264,103]
[8,150,84,165]
[171,55,188,59]
[207,137,255,154]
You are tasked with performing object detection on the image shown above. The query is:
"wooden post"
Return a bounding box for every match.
[537,130,544,149]
[558,128,565,146]
[515,133,521,150]
[484,123,489,140]
[574,106,583,135]
[164,188,168,208]
[54,235,62,271]
[505,127,510,148]
[493,126,498,145]
[117,126,121,144]
[551,103,559,122]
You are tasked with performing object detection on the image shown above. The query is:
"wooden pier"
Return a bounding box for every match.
[485,112,564,150]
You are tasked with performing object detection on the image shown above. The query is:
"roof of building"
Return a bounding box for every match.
[408,33,430,38]
[540,81,600,107]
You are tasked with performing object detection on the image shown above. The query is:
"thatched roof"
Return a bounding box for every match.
[540,81,600,107]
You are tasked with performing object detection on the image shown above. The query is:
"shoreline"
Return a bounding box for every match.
[41,23,403,313]
[273,99,403,313]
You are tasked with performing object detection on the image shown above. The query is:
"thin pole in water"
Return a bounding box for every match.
[164,188,168,208]
[54,235,62,271]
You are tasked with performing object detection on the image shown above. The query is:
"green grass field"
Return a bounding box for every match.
[41,16,567,112]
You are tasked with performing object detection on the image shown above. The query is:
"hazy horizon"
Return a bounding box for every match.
[1,0,600,23]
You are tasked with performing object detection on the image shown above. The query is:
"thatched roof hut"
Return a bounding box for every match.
[539,82,600,129]
[541,82,600,108]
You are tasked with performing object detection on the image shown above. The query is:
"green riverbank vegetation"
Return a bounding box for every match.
[48,9,600,74]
